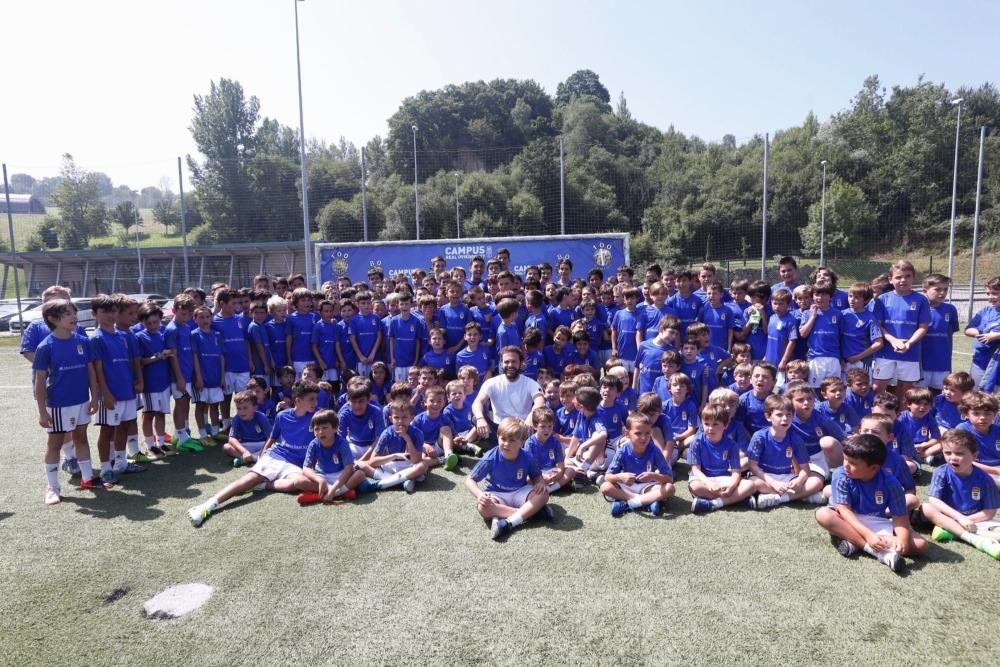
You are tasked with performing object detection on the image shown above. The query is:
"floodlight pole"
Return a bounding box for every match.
[819,160,828,267]
[967,126,985,322]
[361,146,369,242]
[559,136,566,235]
[294,0,313,288]
[3,164,25,328]
[134,198,144,290]
[455,172,461,238]
[760,133,769,280]
[177,157,190,286]
[412,125,420,240]
[947,97,964,302]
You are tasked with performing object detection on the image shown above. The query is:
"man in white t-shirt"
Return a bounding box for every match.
[473,346,545,447]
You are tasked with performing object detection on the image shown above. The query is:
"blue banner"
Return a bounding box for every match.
[316,234,629,284]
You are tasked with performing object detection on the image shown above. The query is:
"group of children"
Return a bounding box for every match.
[24,252,1000,569]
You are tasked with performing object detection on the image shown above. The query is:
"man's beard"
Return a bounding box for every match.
[504,366,520,381]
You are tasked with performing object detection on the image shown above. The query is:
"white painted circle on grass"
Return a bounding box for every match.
[143,583,214,620]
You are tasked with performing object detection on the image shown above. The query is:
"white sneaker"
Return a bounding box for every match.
[188,504,210,527]
[756,493,781,509]
[44,487,62,506]
[403,479,416,494]
[804,492,826,505]
[883,550,903,574]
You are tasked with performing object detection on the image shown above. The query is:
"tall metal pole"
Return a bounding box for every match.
[177,157,190,286]
[947,98,964,302]
[360,146,369,242]
[967,126,986,322]
[411,125,420,240]
[760,133,769,280]
[819,160,828,267]
[294,0,313,288]
[3,165,25,327]
[134,200,144,290]
[454,172,461,239]
[559,137,566,235]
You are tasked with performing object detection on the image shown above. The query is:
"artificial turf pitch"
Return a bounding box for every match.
[1,343,998,666]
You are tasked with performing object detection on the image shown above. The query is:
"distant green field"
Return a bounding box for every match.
[6,210,180,252]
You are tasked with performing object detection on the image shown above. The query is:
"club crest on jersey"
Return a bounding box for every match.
[410,325,414,332]
[972,486,982,500]
[910,302,917,310]
[785,446,793,458]
[920,426,928,436]
[681,411,688,420]
[255,425,261,433]
[368,420,374,429]
[815,427,824,437]
[831,315,838,324]
[333,454,340,465]
[874,490,884,505]
[944,313,951,322]
[77,344,85,355]
[516,468,524,480]
[548,450,555,461]
[646,462,654,472]
[856,318,864,329]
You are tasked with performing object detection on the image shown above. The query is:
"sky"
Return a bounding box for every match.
[3,0,998,191]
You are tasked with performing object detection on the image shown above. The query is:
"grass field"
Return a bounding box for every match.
[2,336,998,665]
[6,211,182,252]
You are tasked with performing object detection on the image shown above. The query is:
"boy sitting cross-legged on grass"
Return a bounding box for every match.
[600,413,676,517]
[955,391,1000,489]
[815,433,928,574]
[223,389,272,467]
[293,409,376,505]
[747,395,826,509]
[524,407,575,493]
[188,380,320,527]
[689,404,757,513]
[921,429,1000,560]
[466,416,552,541]
[357,399,429,494]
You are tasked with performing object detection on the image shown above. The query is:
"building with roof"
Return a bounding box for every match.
[1,194,46,214]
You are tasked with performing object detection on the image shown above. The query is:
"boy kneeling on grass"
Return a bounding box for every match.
[815,433,928,574]
[187,381,319,527]
[921,429,1000,561]
[466,416,552,541]
[293,409,376,505]
[599,413,675,517]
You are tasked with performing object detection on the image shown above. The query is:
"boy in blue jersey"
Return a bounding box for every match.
[90,295,142,486]
[786,381,845,480]
[285,288,318,377]
[748,395,826,509]
[388,293,423,383]
[445,379,483,456]
[600,413,675,517]
[844,368,875,418]
[922,429,1000,559]
[247,301,272,383]
[521,328,544,382]
[524,407,574,492]
[596,375,628,445]
[689,404,757,512]
[771,256,801,300]
[547,287,578,336]
[188,381,320,526]
[964,276,1000,387]
[798,283,843,388]
[113,295,146,469]
[764,288,798,385]
[666,269,702,339]
[264,295,289,387]
[543,326,574,378]
[738,361,778,434]
[165,294,197,451]
[523,290,549,349]
[871,392,921,476]
[467,416,551,541]
[359,399,430,494]
[611,287,644,372]
[412,385,457,470]
[855,414,920,511]
[136,302,174,459]
[455,322,492,384]
[633,319,678,394]
[33,300,102,504]
[900,387,942,464]
[653,374,698,460]
[816,376,861,434]
[697,282,737,352]
[956,392,1000,488]
[212,288,252,432]
[310,299,340,386]
[565,386,611,481]
[919,274,959,391]
[421,327,456,379]
[191,306,226,445]
[292,410,374,505]
[566,330,598,369]
[494,299,521,366]
[678,338,710,408]
[337,380,386,461]
[738,281,771,361]
[641,282,676,341]
[815,434,928,573]
[438,283,474,353]
[935,371,973,434]
[579,299,608,355]
[555,382,579,446]
[224,390,272,466]
[840,283,881,375]
[871,260,930,399]
[349,291,383,377]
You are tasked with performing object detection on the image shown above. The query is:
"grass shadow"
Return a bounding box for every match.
[420,473,458,492]
[0,511,13,523]
[62,487,166,521]
[543,503,584,532]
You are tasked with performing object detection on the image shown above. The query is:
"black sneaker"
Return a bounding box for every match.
[833,536,858,557]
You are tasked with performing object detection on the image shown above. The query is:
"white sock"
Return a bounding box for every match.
[206,497,220,511]
[61,442,75,459]
[333,486,348,497]
[777,493,790,503]
[126,436,140,456]
[79,459,93,481]
[144,435,155,448]
[627,497,644,509]
[862,544,877,558]
[710,498,724,509]
[45,463,60,490]
[961,531,987,548]
[156,435,166,447]
[376,472,405,489]
[100,461,112,475]
[113,450,126,466]
[508,514,525,527]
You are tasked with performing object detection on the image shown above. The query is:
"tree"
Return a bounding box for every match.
[46,154,109,249]
[110,201,139,233]
[9,173,35,194]
[800,179,875,256]
[555,69,611,111]
[152,200,180,233]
